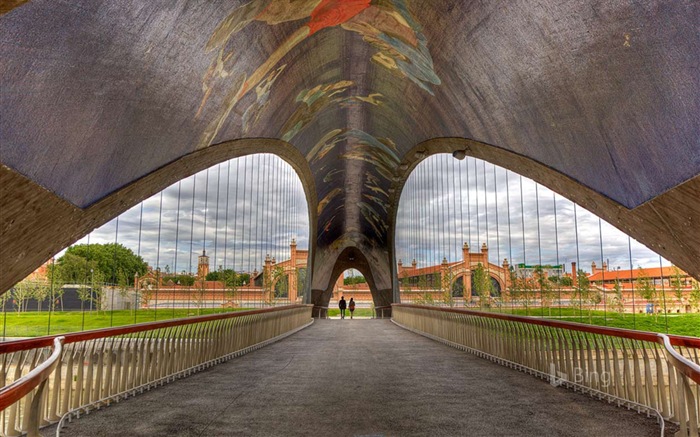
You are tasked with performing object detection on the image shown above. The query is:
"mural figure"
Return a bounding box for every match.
[197,0,441,149]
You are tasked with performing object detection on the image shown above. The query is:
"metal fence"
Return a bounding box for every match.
[392,304,700,437]
[0,305,312,436]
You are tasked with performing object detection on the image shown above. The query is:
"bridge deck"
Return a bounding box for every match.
[50,320,661,436]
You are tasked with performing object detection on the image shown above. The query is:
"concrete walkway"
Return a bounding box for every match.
[50,320,662,436]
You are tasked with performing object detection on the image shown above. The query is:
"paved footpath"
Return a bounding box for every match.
[48,320,662,436]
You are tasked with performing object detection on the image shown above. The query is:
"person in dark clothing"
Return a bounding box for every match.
[339,296,347,319]
[349,297,356,319]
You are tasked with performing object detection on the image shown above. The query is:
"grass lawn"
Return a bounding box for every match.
[0,308,253,338]
[480,306,700,337]
[2,306,698,339]
[325,308,375,318]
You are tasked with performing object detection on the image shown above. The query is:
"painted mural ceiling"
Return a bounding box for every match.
[1,1,699,255]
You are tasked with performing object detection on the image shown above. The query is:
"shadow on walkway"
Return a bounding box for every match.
[47,320,661,436]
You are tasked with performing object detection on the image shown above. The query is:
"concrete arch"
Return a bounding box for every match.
[0,138,318,293]
[389,137,700,285]
[309,243,393,317]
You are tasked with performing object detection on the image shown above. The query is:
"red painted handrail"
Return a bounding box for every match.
[0,305,311,354]
[393,304,700,384]
[0,337,64,411]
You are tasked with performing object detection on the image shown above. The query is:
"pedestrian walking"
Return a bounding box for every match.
[339,296,347,319]
[349,297,356,319]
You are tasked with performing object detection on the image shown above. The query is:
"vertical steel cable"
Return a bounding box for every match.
[242,156,251,291]
[598,217,606,325]
[519,175,527,315]
[82,233,90,331]
[232,158,241,304]
[440,155,447,262]
[458,157,466,305]
[155,191,164,320]
[221,160,232,310]
[535,184,543,316]
[135,202,144,323]
[47,257,56,335]
[493,165,501,268]
[474,159,481,250]
[482,161,490,264]
[110,216,120,326]
[200,168,210,313]
[553,192,561,317]
[659,255,669,333]
[505,170,513,314]
[628,235,637,329]
[519,175,526,266]
[212,163,222,310]
[172,181,183,318]
[451,156,458,262]
[466,157,472,249]
[574,203,582,322]
[187,174,197,315]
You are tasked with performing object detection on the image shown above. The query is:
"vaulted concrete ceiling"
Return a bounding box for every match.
[1,1,699,299]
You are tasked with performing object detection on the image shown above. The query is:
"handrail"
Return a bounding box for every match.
[392,304,700,384]
[391,304,700,347]
[0,336,64,411]
[0,305,310,354]
[660,334,700,384]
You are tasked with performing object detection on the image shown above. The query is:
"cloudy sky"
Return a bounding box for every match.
[69,154,309,276]
[65,153,669,281]
[395,154,670,275]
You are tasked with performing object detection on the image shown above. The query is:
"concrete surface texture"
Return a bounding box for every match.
[46,320,663,436]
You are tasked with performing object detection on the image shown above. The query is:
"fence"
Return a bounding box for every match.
[0,305,312,436]
[392,304,700,437]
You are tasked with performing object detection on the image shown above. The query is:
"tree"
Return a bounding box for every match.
[440,269,455,307]
[611,278,625,317]
[670,267,685,312]
[11,279,33,314]
[296,268,307,301]
[46,262,66,311]
[573,269,594,323]
[61,243,148,285]
[272,266,288,299]
[636,267,659,321]
[472,263,493,311]
[56,252,99,284]
[688,281,700,312]
[32,280,52,312]
[344,275,367,286]
[534,266,554,316]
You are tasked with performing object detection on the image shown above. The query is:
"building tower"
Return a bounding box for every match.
[197,250,210,279]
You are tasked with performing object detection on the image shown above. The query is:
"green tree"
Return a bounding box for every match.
[670,267,685,312]
[688,280,700,312]
[472,263,493,311]
[46,262,66,311]
[636,267,659,321]
[534,266,554,316]
[11,279,33,313]
[611,278,625,317]
[296,268,307,300]
[573,269,593,323]
[344,275,367,286]
[31,280,51,312]
[61,243,148,285]
[272,266,288,299]
[440,269,455,307]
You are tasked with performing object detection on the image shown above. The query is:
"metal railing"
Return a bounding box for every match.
[392,304,700,437]
[0,305,312,436]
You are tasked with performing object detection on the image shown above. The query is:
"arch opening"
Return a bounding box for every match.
[393,152,700,332]
[3,152,312,335]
